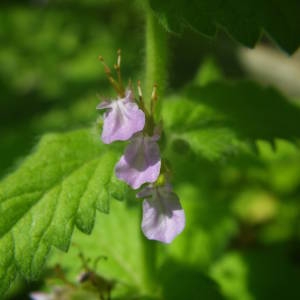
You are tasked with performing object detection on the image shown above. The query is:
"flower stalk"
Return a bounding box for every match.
[145,4,168,116]
[96,3,182,292]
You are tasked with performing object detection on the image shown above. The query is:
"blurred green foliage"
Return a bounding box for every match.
[0,0,144,178]
[1,1,300,300]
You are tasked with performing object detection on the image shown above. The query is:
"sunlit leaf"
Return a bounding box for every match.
[163,81,300,161]
[0,129,127,295]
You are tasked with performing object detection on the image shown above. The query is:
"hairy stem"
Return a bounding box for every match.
[140,1,168,292]
[140,209,158,292]
[145,3,168,111]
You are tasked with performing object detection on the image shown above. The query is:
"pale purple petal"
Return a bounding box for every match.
[141,185,185,243]
[115,135,161,189]
[30,292,52,300]
[97,90,145,144]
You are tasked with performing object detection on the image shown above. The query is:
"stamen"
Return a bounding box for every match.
[98,55,112,75]
[151,83,158,115]
[98,55,124,97]
[117,48,121,68]
[137,80,143,101]
[114,49,123,92]
[137,80,149,117]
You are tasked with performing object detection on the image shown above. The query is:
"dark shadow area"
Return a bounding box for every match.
[159,259,224,300]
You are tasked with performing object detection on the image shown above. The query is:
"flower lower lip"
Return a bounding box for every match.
[140,184,185,243]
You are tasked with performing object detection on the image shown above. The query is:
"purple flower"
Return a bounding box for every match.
[97,90,145,144]
[115,134,161,189]
[137,184,185,243]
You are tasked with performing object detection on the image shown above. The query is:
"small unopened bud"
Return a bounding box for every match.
[155,173,166,187]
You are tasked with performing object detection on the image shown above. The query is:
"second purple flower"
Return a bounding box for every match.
[115,134,161,189]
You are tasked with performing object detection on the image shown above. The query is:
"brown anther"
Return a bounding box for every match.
[98,55,112,75]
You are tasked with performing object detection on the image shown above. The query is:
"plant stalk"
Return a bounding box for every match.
[140,1,168,293]
[145,3,168,112]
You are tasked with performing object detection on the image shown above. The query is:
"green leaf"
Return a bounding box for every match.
[150,0,300,54]
[0,129,126,295]
[186,81,300,141]
[159,259,224,300]
[48,200,149,299]
[162,81,300,161]
[49,191,226,300]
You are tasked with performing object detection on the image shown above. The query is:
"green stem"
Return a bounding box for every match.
[140,2,168,293]
[140,209,158,292]
[145,3,168,110]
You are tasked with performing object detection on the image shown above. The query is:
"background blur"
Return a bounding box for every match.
[1,0,300,299]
